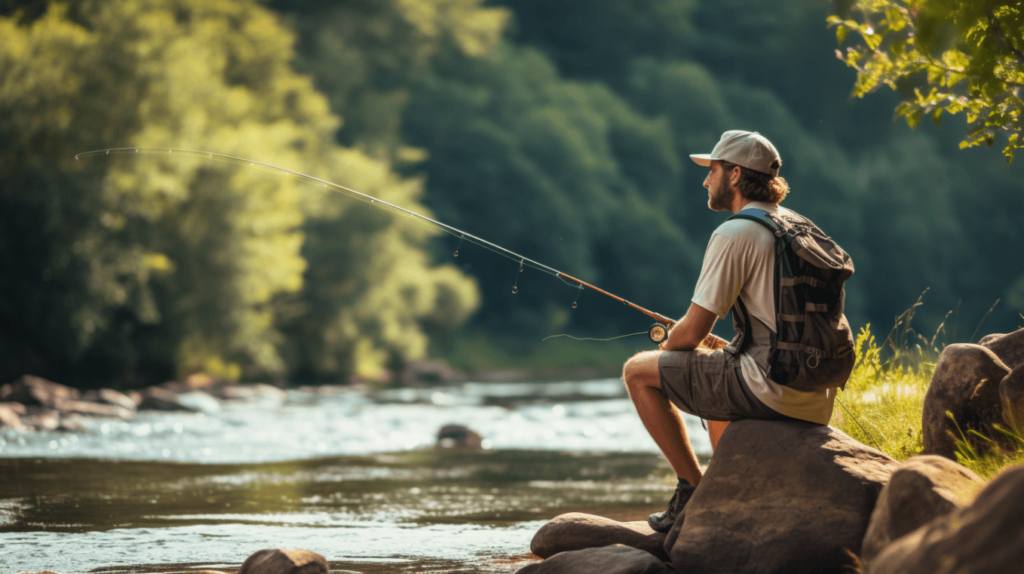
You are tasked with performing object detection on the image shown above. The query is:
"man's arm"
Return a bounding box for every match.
[659,302,722,352]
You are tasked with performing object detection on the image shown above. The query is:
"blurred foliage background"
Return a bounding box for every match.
[0,0,1021,388]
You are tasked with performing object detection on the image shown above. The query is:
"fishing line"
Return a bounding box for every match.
[542,331,647,342]
[75,147,676,339]
[571,284,583,309]
[835,396,882,452]
[511,258,524,294]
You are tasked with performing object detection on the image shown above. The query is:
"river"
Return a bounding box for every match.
[1,379,712,573]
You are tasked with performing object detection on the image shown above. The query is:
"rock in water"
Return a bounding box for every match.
[54,399,134,419]
[137,386,200,412]
[664,420,896,574]
[980,328,1024,370]
[175,391,222,414]
[860,455,983,564]
[867,465,1024,574]
[516,544,672,574]
[2,375,80,408]
[437,424,482,449]
[922,344,1010,459]
[530,513,669,561]
[83,388,139,411]
[0,402,26,430]
[238,549,328,574]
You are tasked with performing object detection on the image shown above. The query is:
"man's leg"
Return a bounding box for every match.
[622,351,703,487]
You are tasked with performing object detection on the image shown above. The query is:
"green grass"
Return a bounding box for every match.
[829,325,934,461]
[951,422,1024,479]
[831,299,1023,479]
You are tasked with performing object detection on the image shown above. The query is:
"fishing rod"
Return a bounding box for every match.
[75,147,675,343]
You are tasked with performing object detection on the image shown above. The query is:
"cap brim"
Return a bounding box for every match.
[689,154,716,167]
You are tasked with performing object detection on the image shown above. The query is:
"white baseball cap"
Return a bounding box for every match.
[690,130,782,176]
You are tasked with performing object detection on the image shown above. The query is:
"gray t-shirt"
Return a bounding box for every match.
[691,201,835,424]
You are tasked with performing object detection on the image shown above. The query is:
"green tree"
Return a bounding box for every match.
[0,0,477,386]
[830,0,1024,161]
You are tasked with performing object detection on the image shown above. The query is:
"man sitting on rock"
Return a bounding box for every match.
[622,130,845,533]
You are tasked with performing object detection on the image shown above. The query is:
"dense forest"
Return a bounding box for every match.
[1,0,1021,388]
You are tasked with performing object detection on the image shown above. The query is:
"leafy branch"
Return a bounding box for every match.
[828,0,1023,163]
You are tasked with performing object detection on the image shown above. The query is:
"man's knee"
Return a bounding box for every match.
[623,351,661,390]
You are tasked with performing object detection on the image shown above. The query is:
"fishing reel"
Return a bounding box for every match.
[648,323,669,344]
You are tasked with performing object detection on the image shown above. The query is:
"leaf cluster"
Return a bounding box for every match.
[829,0,1024,162]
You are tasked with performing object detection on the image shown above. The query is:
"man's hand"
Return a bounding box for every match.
[659,303,718,352]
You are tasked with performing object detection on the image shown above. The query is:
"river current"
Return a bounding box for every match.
[1,379,712,573]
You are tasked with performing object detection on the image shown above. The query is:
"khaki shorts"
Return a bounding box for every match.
[658,348,793,422]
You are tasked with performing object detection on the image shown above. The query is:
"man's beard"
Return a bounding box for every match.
[708,177,734,212]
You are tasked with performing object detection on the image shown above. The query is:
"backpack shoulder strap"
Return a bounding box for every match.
[727,208,786,254]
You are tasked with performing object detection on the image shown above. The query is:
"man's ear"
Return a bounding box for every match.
[730,166,742,186]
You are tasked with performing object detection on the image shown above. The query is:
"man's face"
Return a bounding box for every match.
[704,162,735,212]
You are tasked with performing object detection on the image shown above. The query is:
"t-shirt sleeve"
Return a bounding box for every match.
[691,232,751,318]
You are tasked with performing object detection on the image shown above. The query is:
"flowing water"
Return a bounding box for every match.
[1,379,712,574]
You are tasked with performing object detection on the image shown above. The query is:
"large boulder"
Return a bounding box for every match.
[1,375,80,408]
[922,344,1010,459]
[238,549,328,574]
[980,328,1024,369]
[860,455,983,564]
[1000,363,1024,432]
[663,420,896,574]
[530,513,669,562]
[867,464,1024,574]
[516,544,672,574]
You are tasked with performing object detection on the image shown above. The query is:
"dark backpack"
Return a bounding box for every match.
[727,208,856,391]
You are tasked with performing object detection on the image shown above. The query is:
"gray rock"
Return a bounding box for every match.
[137,386,200,412]
[922,343,1010,459]
[2,375,80,408]
[860,455,983,564]
[980,327,1024,369]
[867,465,1024,574]
[530,513,669,562]
[0,402,26,430]
[1000,363,1024,432]
[516,545,672,574]
[238,549,328,574]
[664,420,896,574]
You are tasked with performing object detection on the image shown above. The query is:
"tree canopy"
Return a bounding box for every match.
[1,0,1021,388]
[0,0,477,386]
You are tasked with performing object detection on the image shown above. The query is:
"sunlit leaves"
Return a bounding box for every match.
[0,0,480,385]
[829,0,1023,162]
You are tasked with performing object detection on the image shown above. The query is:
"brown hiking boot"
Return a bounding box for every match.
[648,480,696,533]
